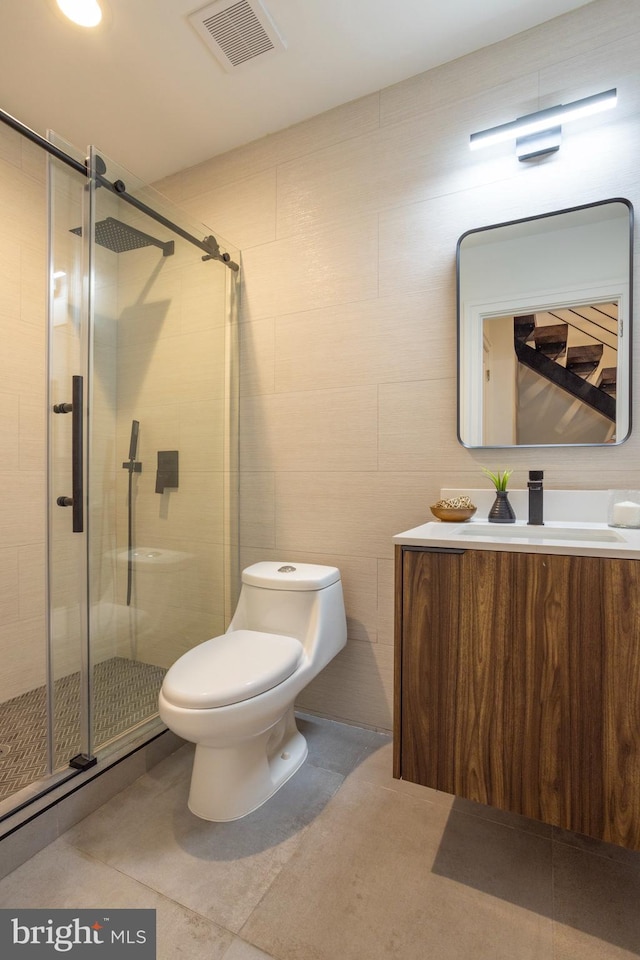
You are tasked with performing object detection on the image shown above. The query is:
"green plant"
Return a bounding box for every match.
[482,467,512,491]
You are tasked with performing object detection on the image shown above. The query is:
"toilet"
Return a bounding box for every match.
[158,561,347,821]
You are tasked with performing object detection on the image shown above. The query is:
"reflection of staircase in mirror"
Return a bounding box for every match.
[530,322,568,359]
[597,367,617,398]
[513,304,617,423]
[566,343,603,377]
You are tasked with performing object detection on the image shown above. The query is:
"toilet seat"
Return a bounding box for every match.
[161,629,304,709]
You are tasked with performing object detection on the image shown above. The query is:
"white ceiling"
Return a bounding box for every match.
[1,0,595,183]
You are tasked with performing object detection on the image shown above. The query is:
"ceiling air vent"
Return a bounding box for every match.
[189,0,286,72]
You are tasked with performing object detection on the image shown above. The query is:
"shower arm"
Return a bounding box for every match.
[0,106,240,272]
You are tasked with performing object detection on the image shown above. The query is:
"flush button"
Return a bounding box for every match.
[277,565,296,573]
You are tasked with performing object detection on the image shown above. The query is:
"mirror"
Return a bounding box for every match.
[457,198,633,447]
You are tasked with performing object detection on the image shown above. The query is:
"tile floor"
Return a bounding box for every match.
[0,714,639,959]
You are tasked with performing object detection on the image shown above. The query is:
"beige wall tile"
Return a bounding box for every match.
[0,392,19,466]
[0,125,22,168]
[19,394,45,472]
[180,258,229,333]
[2,320,45,395]
[18,544,45,622]
[1,616,47,701]
[129,470,225,545]
[376,558,395,646]
[297,638,393,730]
[274,291,456,394]
[116,274,183,347]
[330,554,379,644]
[275,79,534,238]
[20,242,47,325]
[239,215,378,322]
[0,547,20,624]
[0,243,20,318]
[240,472,276,550]
[0,471,45,548]
[179,398,225,472]
[20,138,47,183]
[272,472,441,563]
[240,317,275,397]
[117,327,225,407]
[378,378,458,472]
[179,170,277,251]
[241,386,378,473]
[273,472,379,558]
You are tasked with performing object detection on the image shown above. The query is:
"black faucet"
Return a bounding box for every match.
[528,470,544,525]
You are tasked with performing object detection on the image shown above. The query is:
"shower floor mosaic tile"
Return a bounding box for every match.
[0,657,165,802]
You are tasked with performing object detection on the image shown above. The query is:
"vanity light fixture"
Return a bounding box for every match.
[469,88,617,161]
[56,0,103,27]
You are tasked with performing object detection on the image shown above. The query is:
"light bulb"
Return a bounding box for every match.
[56,0,102,28]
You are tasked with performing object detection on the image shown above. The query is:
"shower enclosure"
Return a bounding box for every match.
[0,114,238,818]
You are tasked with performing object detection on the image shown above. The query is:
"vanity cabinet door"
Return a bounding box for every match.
[600,558,640,848]
[395,546,640,849]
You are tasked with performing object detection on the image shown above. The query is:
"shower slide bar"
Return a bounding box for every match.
[0,106,239,271]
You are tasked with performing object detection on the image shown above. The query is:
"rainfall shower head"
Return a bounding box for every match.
[71,217,174,256]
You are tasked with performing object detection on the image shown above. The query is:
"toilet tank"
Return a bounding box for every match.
[228,562,347,660]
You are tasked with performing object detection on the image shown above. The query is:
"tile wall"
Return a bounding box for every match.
[0,126,47,702]
[155,0,640,732]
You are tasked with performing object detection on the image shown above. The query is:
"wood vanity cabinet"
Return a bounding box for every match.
[393,545,640,850]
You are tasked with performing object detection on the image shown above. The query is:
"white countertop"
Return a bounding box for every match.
[393,519,640,560]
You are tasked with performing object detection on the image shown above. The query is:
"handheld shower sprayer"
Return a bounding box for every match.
[122,420,142,606]
[127,419,139,464]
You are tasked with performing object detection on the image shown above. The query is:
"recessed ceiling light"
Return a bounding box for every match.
[56,0,103,28]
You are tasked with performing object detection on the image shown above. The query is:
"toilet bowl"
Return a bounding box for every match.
[158,561,347,821]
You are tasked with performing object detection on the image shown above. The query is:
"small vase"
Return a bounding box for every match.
[488,490,516,523]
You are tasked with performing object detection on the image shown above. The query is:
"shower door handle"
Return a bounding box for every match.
[53,375,84,533]
[71,375,84,533]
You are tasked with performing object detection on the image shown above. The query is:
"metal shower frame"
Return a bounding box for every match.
[0,107,239,271]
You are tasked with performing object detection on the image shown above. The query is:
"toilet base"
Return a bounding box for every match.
[187,708,308,821]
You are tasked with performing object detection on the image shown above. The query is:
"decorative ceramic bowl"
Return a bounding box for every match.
[430,505,477,523]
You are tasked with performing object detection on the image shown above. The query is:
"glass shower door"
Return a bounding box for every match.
[85,147,237,756]
[48,142,238,770]
[48,136,93,772]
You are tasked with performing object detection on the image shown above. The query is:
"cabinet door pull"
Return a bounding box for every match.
[402,545,466,554]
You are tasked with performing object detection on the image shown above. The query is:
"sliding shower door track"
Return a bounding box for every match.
[0,106,238,270]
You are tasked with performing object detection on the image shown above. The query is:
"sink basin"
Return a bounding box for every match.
[458,524,624,543]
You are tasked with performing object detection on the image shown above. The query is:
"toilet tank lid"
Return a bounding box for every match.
[242,562,341,591]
